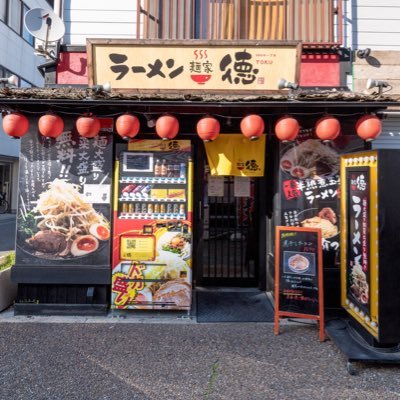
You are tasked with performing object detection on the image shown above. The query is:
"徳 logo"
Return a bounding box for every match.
[351,174,367,191]
[245,159,260,171]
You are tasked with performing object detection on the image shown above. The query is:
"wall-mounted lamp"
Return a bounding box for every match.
[366,78,389,95]
[0,75,18,87]
[278,78,299,90]
[90,82,112,94]
[145,114,156,128]
[356,48,371,59]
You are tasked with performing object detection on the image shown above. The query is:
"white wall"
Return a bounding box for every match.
[62,0,138,45]
[351,0,400,50]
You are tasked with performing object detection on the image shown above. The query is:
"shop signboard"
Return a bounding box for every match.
[341,152,378,338]
[275,226,324,341]
[87,39,301,93]
[15,120,113,268]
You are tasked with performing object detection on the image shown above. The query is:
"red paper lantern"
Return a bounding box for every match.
[315,115,340,141]
[38,114,64,139]
[116,114,140,139]
[196,117,220,142]
[155,115,179,140]
[76,115,101,138]
[240,114,264,140]
[2,112,29,138]
[274,115,299,142]
[355,114,382,141]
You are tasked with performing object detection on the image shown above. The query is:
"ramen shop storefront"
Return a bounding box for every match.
[0,40,394,315]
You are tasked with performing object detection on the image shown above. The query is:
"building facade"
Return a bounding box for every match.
[2,0,399,318]
[0,0,53,211]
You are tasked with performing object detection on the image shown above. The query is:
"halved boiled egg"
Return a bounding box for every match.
[89,223,110,241]
[70,235,99,257]
[290,166,311,179]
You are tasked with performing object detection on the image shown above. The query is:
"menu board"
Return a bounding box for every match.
[275,226,324,341]
[15,120,113,266]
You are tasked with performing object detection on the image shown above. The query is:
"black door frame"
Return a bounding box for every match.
[192,138,267,289]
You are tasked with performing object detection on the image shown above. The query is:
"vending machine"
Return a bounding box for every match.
[111,140,193,310]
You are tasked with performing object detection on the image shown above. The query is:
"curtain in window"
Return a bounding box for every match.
[207,0,285,40]
[139,0,333,43]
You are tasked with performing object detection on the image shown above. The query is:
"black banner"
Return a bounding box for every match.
[279,139,340,262]
[346,167,370,314]
[16,121,113,266]
[277,228,321,316]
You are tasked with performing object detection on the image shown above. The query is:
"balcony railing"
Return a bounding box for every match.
[138,0,343,47]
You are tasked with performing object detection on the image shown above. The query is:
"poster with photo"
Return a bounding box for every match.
[15,121,113,266]
[279,138,341,265]
[346,167,370,314]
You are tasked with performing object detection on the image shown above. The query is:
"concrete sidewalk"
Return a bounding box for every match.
[0,318,399,400]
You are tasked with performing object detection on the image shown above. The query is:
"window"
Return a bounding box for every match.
[0,65,33,88]
[140,0,341,45]
[0,0,6,22]
[1,0,35,46]
[22,3,33,44]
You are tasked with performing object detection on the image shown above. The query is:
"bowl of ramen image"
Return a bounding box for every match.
[288,254,310,273]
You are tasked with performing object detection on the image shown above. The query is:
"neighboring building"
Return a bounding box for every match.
[347,0,400,148]
[0,0,54,211]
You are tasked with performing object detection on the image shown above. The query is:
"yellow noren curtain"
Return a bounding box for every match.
[204,134,266,177]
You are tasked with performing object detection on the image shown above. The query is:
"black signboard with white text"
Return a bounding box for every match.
[346,167,370,315]
[15,120,113,269]
[275,226,324,341]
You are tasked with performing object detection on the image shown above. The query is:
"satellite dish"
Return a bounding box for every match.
[24,8,65,43]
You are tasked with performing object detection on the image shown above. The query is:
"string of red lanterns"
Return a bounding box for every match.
[1,111,383,142]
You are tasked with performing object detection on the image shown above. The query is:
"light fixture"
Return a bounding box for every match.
[90,82,112,94]
[145,114,156,128]
[366,78,389,95]
[356,48,371,59]
[0,75,18,87]
[278,78,299,90]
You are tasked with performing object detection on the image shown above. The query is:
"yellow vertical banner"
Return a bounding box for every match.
[204,134,265,177]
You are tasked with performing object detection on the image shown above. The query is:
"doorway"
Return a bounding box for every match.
[195,152,264,288]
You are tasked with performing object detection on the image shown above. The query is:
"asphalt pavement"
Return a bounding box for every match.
[0,316,400,400]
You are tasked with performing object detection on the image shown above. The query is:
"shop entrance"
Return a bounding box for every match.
[195,157,261,287]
